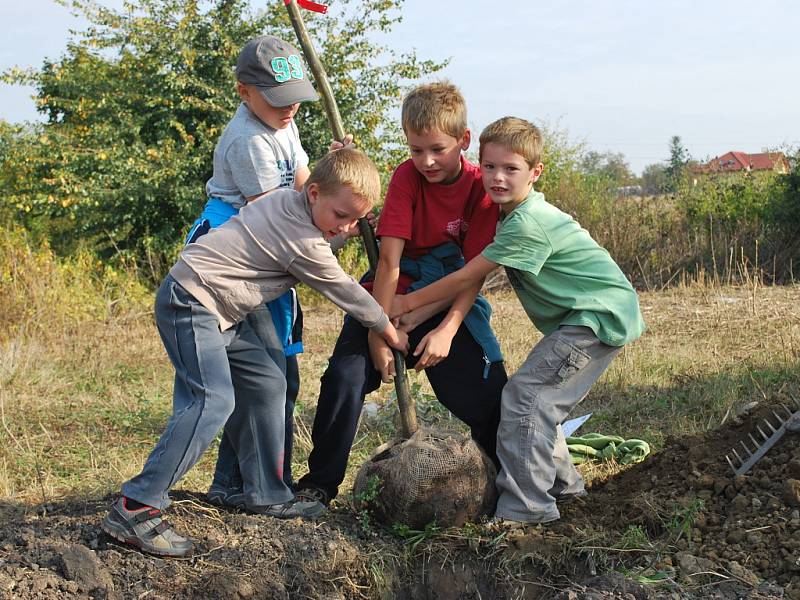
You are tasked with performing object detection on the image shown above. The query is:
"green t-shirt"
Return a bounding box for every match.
[482,191,645,346]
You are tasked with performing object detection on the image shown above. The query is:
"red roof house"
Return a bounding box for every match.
[696,151,790,175]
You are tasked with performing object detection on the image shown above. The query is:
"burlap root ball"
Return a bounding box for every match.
[352,428,497,529]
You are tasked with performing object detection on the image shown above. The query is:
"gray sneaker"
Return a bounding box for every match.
[101,498,194,558]
[486,514,559,530]
[206,487,246,509]
[246,497,326,519]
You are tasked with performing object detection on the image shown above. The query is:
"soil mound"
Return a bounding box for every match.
[561,399,800,597]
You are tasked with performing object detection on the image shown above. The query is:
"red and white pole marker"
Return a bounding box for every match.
[284,0,328,13]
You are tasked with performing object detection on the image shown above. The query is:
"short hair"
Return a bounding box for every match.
[401,81,468,138]
[479,117,544,168]
[306,148,381,208]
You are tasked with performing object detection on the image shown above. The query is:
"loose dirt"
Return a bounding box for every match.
[1,399,798,599]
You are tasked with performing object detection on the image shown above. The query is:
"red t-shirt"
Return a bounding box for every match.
[375,156,499,293]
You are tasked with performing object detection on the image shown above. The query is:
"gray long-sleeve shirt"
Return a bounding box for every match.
[170,187,388,333]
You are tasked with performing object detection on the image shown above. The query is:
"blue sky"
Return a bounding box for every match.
[2,0,799,174]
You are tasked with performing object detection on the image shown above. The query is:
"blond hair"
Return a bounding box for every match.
[401,81,468,138]
[479,117,543,168]
[306,148,381,208]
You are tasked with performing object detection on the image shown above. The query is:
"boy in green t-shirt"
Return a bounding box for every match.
[391,116,646,525]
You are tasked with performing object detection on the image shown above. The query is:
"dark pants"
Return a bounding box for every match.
[297,312,507,500]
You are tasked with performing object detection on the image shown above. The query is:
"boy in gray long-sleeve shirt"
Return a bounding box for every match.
[102,148,408,558]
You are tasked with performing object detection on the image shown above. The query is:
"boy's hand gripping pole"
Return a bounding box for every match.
[283,0,418,438]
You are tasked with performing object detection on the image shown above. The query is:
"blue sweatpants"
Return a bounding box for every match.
[211,307,299,491]
[121,276,293,509]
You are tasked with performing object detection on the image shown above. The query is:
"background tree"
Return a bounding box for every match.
[766,149,800,265]
[641,162,668,195]
[665,135,689,192]
[579,150,635,186]
[1,0,443,277]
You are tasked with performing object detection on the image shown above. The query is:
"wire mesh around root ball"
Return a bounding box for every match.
[352,428,497,529]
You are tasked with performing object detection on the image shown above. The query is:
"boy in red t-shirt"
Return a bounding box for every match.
[295,82,507,508]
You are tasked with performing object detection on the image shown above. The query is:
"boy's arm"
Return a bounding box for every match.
[395,298,453,333]
[372,237,405,308]
[287,245,408,353]
[392,254,499,318]
[368,236,405,382]
[410,282,482,370]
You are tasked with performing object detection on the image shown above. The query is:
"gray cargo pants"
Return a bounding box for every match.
[121,276,293,509]
[495,326,622,523]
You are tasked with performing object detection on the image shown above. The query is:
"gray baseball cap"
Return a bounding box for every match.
[236,35,319,106]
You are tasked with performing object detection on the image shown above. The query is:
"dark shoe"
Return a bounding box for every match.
[206,487,246,509]
[294,486,330,507]
[101,497,194,558]
[246,497,326,519]
[555,490,588,504]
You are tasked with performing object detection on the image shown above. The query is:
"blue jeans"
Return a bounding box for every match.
[122,276,293,509]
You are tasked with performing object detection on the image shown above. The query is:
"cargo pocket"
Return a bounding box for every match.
[552,339,591,388]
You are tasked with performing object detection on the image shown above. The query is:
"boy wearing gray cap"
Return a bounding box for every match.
[183,35,319,514]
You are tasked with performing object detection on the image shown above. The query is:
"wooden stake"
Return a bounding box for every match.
[283,0,417,437]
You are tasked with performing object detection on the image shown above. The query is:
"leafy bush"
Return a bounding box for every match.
[766,152,800,236]
[1,0,442,280]
[534,130,799,286]
[680,173,773,232]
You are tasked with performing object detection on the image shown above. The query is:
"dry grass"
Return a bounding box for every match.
[1,280,799,507]
[295,281,800,495]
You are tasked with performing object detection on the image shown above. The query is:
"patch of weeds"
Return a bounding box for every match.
[667,498,704,543]
[366,553,398,595]
[413,388,457,428]
[355,474,382,535]
[455,521,509,554]
[88,390,169,436]
[632,569,675,586]
[615,524,653,551]
[617,564,676,587]
[391,521,442,552]
[457,522,485,550]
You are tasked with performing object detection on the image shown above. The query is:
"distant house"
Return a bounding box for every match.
[616,185,643,197]
[694,151,790,176]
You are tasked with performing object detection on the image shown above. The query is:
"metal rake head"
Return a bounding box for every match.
[725,400,800,477]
